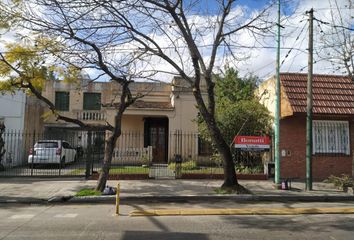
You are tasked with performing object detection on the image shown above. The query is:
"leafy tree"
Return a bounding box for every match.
[199,68,272,149]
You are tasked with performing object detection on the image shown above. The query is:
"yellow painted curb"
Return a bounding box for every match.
[129,207,354,217]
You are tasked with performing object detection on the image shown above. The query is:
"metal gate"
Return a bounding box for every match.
[0,130,104,178]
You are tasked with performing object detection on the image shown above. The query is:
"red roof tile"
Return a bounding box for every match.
[130,100,173,110]
[281,73,354,115]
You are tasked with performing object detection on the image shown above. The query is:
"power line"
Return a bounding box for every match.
[286,27,308,72]
[313,17,354,31]
[280,20,307,67]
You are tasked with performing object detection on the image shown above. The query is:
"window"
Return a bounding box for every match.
[35,141,59,148]
[55,91,70,111]
[83,93,101,110]
[313,120,350,155]
[62,142,71,149]
[198,136,213,156]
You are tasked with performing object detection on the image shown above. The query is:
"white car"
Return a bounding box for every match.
[28,140,77,166]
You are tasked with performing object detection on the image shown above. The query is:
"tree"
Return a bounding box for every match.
[0,19,143,193]
[1,0,273,190]
[199,68,272,151]
[316,0,353,79]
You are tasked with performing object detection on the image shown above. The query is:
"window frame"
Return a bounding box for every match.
[312,120,350,155]
[83,92,101,110]
[55,91,70,111]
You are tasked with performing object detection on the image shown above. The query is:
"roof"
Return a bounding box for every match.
[103,100,174,110]
[281,73,354,115]
[130,100,174,110]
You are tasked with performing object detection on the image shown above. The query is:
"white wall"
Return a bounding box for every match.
[0,91,26,130]
[0,91,26,166]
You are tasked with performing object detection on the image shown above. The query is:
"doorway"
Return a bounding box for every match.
[144,117,168,163]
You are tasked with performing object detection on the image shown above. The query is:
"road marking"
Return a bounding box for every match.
[10,214,35,219]
[130,207,354,216]
[54,213,78,218]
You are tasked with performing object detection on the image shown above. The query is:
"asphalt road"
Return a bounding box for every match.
[0,202,354,240]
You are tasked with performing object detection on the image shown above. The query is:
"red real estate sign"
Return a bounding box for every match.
[234,136,270,150]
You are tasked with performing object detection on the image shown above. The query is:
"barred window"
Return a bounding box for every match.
[313,120,350,155]
[55,91,70,111]
[83,93,101,110]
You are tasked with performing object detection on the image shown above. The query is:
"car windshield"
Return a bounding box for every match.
[35,142,59,148]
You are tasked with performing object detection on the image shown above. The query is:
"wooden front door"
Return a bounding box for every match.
[145,118,168,163]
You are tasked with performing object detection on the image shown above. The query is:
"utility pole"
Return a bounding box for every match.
[306,8,314,191]
[274,0,281,186]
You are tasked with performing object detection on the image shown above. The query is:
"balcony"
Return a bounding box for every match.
[76,110,107,121]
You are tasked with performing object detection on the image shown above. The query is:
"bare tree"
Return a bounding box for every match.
[96,0,272,189]
[1,0,273,190]
[315,0,353,79]
[0,0,147,191]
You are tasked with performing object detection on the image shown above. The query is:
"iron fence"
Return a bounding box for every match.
[0,129,102,177]
[0,129,267,178]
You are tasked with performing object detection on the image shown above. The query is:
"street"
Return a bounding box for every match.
[0,202,354,240]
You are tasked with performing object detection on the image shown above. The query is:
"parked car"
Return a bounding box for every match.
[28,140,77,166]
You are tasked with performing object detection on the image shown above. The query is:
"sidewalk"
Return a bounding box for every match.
[0,178,353,204]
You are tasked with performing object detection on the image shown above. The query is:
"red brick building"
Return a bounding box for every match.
[259,73,354,180]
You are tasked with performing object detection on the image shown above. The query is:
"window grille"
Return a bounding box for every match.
[83,93,101,110]
[312,120,350,155]
[55,91,70,111]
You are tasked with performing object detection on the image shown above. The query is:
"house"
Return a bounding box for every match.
[0,91,26,131]
[41,77,208,165]
[259,73,354,180]
[0,91,44,166]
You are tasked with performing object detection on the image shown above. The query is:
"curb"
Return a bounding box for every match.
[1,194,353,205]
[129,207,354,216]
[67,194,354,204]
[0,198,48,204]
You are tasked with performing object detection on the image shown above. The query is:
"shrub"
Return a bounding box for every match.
[325,174,353,189]
[169,160,198,171]
[236,165,263,174]
[75,188,101,197]
[139,154,150,166]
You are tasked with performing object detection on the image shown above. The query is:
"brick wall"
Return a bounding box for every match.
[279,114,353,180]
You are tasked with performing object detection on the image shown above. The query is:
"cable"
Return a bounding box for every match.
[280,20,307,67]
[313,17,354,31]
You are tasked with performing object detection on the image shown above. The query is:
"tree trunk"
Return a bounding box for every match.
[208,120,238,188]
[192,89,238,188]
[95,84,129,192]
[95,134,117,192]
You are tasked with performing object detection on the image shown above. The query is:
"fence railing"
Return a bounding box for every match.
[112,146,152,165]
[76,110,107,121]
[0,129,266,178]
